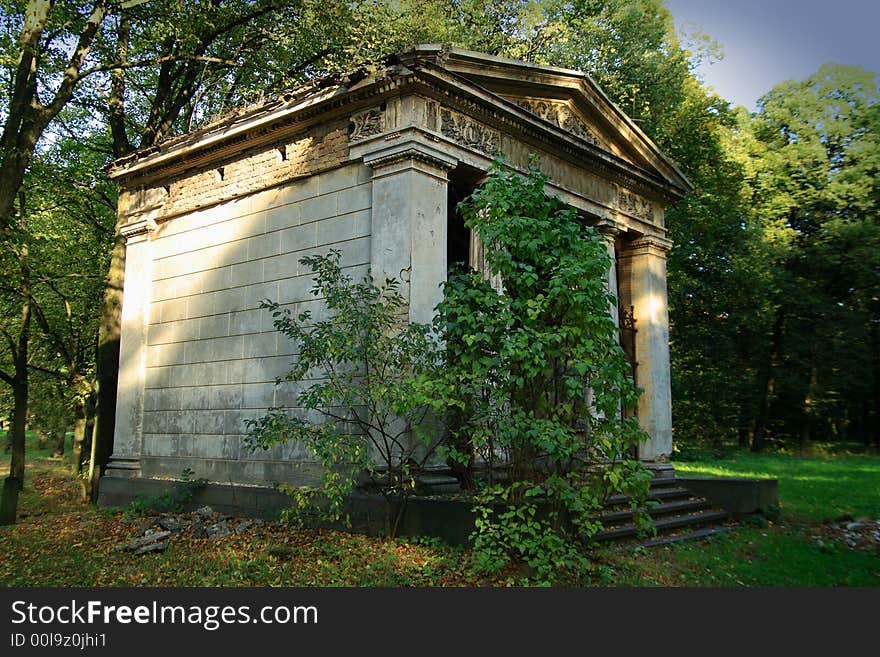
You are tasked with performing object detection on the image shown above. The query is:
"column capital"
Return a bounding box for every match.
[594,219,622,238]
[620,233,673,258]
[119,216,157,243]
[361,136,458,175]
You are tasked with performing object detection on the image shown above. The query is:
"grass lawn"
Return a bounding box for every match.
[613,528,879,586]
[611,450,880,587]
[1,433,878,587]
[674,452,880,520]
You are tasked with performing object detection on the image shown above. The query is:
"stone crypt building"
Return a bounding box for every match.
[99,46,692,508]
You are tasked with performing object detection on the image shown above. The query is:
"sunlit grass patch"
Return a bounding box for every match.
[674,452,880,520]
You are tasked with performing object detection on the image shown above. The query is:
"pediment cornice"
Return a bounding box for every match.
[107,46,691,203]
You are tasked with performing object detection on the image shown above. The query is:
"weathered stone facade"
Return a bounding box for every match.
[100,46,691,503]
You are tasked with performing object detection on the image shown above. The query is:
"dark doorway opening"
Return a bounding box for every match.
[447,164,483,274]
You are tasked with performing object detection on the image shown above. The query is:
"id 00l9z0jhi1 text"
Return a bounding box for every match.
[11,632,106,650]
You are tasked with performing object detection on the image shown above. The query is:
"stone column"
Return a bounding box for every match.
[362,140,457,324]
[618,234,674,463]
[103,215,157,478]
[358,140,456,464]
[595,221,621,328]
[594,222,622,425]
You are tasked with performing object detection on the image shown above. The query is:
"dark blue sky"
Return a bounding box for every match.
[665,0,880,111]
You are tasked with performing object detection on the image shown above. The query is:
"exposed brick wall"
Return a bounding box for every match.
[156,119,350,220]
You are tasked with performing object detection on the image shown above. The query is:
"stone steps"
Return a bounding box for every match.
[589,473,733,545]
[415,473,461,495]
[604,485,694,507]
[597,497,711,524]
[629,525,735,550]
[414,468,734,547]
[593,508,730,543]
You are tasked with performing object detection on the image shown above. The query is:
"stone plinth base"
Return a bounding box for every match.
[678,477,779,515]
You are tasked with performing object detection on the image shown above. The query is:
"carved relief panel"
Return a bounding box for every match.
[515,99,603,148]
[349,107,385,141]
[439,107,501,157]
[616,186,653,222]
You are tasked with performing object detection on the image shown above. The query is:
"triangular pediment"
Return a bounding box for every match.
[500,94,638,165]
[401,45,692,197]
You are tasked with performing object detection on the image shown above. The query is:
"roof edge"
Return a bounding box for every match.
[108,44,693,196]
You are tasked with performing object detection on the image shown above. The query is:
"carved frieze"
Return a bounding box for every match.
[349,107,384,141]
[515,99,602,148]
[440,108,501,156]
[617,187,653,222]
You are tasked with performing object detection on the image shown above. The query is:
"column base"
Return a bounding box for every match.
[643,461,675,481]
[103,457,141,478]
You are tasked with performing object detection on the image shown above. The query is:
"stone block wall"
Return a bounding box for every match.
[140,161,372,484]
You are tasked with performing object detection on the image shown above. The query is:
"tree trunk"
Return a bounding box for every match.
[834,413,847,443]
[108,13,132,157]
[79,405,96,501]
[87,419,101,502]
[735,340,757,450]
[799,358,818,452]
[88,228,126,501]
[72,396,87,477]
[738,425,751,449]
[871,303,880,448]
[82,12,136,503]
[0,476,21,525]
[752,375,775,452]
[3,195,30,519]
[752,308,784,452]
[9,367,28,489]
[0,147,31,229]
[84,413,95,457]
[855,404,868,448]
[445,407,475,490]
[52,430,65,457]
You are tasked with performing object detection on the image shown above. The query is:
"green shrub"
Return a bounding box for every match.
[426,160,655,581]
[245,250,443,537]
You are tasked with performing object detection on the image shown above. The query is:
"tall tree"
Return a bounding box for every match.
[0,0,114,517]
[746,64,880,449]
[0,0,110,230]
